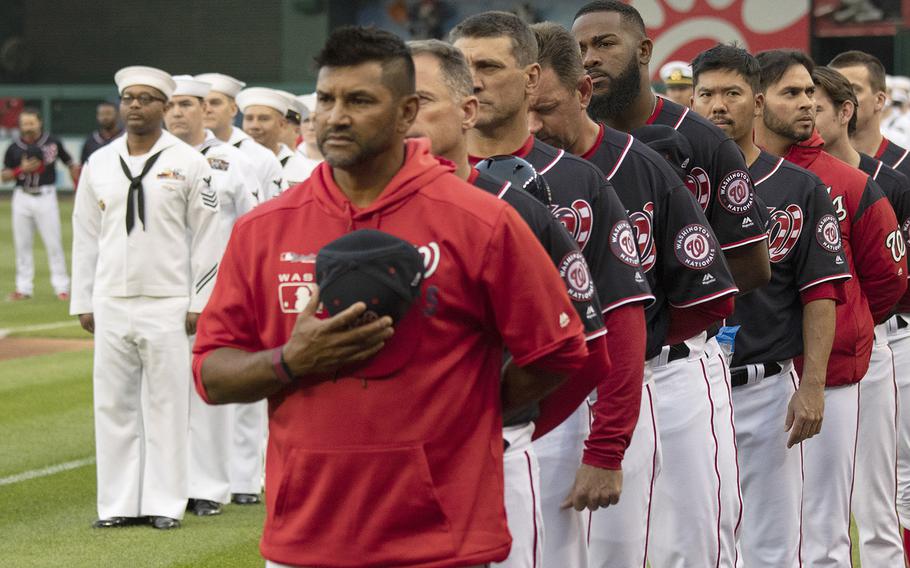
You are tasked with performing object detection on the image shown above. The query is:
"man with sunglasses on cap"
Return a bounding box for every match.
[71,65,222,531]
[193,27,590,568]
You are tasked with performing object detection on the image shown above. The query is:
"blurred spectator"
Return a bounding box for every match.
[659,61,694,107]
[0,97,23,138]
[80,101,122,163]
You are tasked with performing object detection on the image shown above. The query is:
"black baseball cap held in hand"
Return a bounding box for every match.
[316,229,426,378]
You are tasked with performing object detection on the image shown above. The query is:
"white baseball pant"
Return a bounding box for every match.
[533,403,590,568]
[230,400,267,494]
[853,323,903,567]
[92,295,190,520]
[891,315,910,556]
[493,422,543,568]
[12,186,69,295]
[588,371,661,568]
[732,361,802,568]
[188,335,232,505]
[800,381,860,568]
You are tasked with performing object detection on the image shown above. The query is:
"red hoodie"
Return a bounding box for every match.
[192,139,589,568]
[785,132,907,386]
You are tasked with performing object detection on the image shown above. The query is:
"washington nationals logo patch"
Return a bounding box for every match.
[551,199,593,251]
[675,223,717,269]
[767,204,804,263]
[815,214,842,253]
[685,167,711,212]
[718,170,754,215]
[559,251,595,302]
[629,202,656,272]
[886,229,907,263]
[610,220,641,267]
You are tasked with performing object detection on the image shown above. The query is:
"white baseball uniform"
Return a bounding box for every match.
[227,127,286,200]
[71,130,222,520]
[494,423,544,568]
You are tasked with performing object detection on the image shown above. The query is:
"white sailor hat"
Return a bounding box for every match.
[275,89,307,121]
[172,75,211,98]
[296,93,317,116]
[236,87,289,116]
[195,73,246,98]
[659,60,693,87]
[115,66,176,100]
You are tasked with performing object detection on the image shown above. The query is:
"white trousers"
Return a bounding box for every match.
[230,400,267,494]
[801,381,860,568]
[853,324,903,567]
[188,334,232,504]
[533,403,590,568]
[892,316,910,528]
[494,422,543,568]
[93,296,190,520]
[12,187,69,295]
[732,361,802,568]
[588,377,661,568]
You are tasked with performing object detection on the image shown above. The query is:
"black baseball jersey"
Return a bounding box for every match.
[875,137,910,179]
[470,167,607,427]
[646,96,767,250]
[471,136,655,315]
[859,153,910,245]
[81,129,122,163]
[3,133,73,189]
[728,151,851,366]
[582,123,738,358]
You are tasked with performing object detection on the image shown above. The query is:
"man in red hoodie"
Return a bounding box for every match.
[192,27,590,568]
[756,49,907,568]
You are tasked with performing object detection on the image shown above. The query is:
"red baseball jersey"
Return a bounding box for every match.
[785,132,908,386]
[193,139,589,568]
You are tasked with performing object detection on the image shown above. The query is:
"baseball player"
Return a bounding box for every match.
[236,87,310,189]
[197,72,286,201]
[80,101,122,163]
[811,64,910,566]
[407,38,612,568]
[2,107,77,301]
[193,27,590,568]
[658,60,694,107]
[529,22,740,568]
[691,45,852,567]
[162,74,258,518]
[451,12,654,568]
[755,49,907,567]
[71,66,222,530]
[572,4,772,564]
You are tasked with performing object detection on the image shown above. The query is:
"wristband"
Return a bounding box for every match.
[271,346,295,384]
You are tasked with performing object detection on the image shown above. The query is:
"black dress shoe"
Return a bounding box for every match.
[188,499,222,516]
[231,493,261,505]
[150,516,181,530]
[92,517,134,528]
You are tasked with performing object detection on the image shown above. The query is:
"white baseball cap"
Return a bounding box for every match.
[195,73,246,98]
[236,87,289,116]
[172,75,212,98]
[115,66,176,99]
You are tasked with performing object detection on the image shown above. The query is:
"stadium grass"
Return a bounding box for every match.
[0,194,869,566]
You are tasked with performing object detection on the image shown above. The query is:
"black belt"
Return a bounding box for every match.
[731,362,783,388]
[20,187,44,195]
[668,343,690,363]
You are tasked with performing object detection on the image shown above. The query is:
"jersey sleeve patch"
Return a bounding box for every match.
[815,213,842,253]
[717,170,754,215]
[609,219,641,267]
[558,250,596,302]
[674,223,718,269]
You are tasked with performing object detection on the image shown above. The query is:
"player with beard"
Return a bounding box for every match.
[451,11,654,568]
[756,49,907,568]
[528,22,740,568]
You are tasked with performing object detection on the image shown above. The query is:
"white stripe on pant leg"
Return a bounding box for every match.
[494,423,543,568]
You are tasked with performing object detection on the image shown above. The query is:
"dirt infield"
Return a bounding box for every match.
[0,337,93,361]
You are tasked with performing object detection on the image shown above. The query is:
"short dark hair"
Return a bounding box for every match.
[813,65,859,135]
[408,39,474,99]
[97,101,118,109]
[315,26,415,97]
[20,107,41,121]
[531,22,585,92]
[829,50,887,94]
[449,11,538,67]
[691,43,761,94]
[755,49,815,93]
[574,1,646,36]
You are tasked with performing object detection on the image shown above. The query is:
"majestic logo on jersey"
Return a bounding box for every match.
[551,200,594,250]
[684,167,711,211]
[886,229,907,263]
[559,251,595,301]
[830,195,847,222]
[815,214,842,253]
[767,204,804,263]
[674,223,717,269]
[717,170,754,215]
[629,202,656,272]
[417,242,441,279]
[609,220,641,267]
